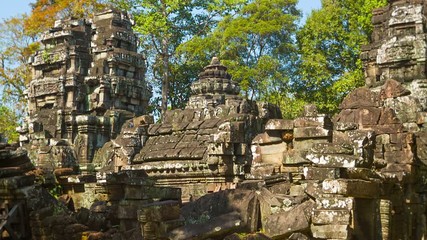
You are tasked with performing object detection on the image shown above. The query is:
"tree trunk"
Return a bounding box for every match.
[161,37,169,117]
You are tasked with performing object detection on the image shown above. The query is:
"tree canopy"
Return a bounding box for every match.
[178,0,301,117]
[294,0,387,114]
[0,15,38,109]
[108,0,246,116]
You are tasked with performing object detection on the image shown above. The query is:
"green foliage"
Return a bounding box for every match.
[49,184,63,199]
[0,106,19,143]
[179,0,300,117]
[107,0,231,116]
[294,0,387,114]
[0,15,38,110]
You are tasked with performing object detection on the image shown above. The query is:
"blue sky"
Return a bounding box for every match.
[0,0,321,21]
[298,0,322,22]
[0,0,33,19]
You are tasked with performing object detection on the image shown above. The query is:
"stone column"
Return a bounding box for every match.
[380,199,392,240]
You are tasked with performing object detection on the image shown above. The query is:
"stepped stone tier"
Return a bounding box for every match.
[19,9,151,172]
[107,57,282,200]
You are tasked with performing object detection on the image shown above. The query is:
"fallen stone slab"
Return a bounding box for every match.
[264,200,314,239]
[181,189,259,232]
[169,211,243,240]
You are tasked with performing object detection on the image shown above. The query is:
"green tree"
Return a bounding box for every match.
[0,106,19,143]
[0,15,39,110]
[109,0,245,116]
[294,0,387,114]
[178,0,300,117]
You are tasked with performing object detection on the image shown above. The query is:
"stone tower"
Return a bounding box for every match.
[20,9,151,172]
[362,0,427,109]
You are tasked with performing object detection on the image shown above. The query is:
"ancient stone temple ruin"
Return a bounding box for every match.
[119,57,281,200]
[20,9,151,173]
[1,0,427,239]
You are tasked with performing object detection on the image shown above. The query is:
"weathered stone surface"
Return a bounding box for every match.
[181,189,259,232]
[311,224,350,239]
[124,185,181,200]
[378,107,401,125]
[169,211,242,240]
[417,112,427,125]
[264,200,314,239]
[141,219,183,240]
[287,233,309,240]
[322,179,380,198]
[383,96,422,123]
[294,127,331,139]
[380,79,411,99]
[0,175,35,189]
[294,116,332,128]
[248,163,277,179]
[339,87,379,109]
[342,168,383,180]
[384,149,414,164]
[416,130,427,165]
[311,143,354,155]
[283,149,310,165]
[304,181,322,199]
[264,119,294,130]
[358,107,382,126]
[257,187,282,227]
[252,132,283,145]
[303,167,341,180]
[303,104,319,117]
[257,142,287,164]
[335,122,358,131]
[306,153,358,168]
[315,197,354,210]
[137,200,181,223]
[312,209,351,225]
